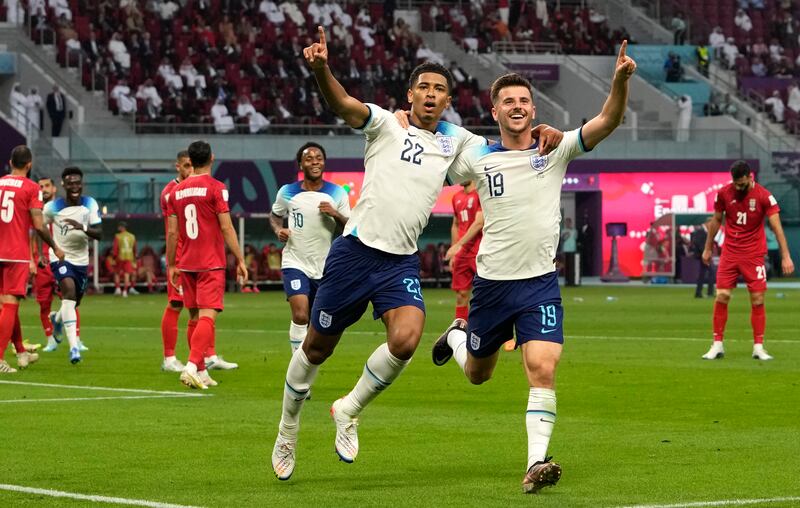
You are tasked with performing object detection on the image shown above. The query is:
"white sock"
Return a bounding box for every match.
[279,348,320,438]
[165,355,177,362]
[526,387,557,469]
[45,335,55,344]
[60,300,78,349]
[289,321,308,353]
[447,329,468,373]
[338,343,410,417]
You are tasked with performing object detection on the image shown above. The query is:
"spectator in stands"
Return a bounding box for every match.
[179,57,207,98]
[46,85,66,136]
[536,0,549,27]
[237,95,270,133]
[671,11,686,45]
[83,31,102,62]
[124,2,144,32]
[8,83,25,132]
[664,52,684,82]
[775,60,792,78]
[751,56,768,77]
[5,0,24,25]
[721,93,738,116]
[52,0,72,20]
[723,37,740,69]
[56,14,77,41]
[416,42,446,65]
[751,37,769,58]
[108,32,131,70]
[709,26,726,60]
[158,0,179,26]
[355,16,376,47]
[332,16,354,49]
[776,12,798,49]
[768,38,784,64]
[705,91,722,116]
[787,83,800,114]
[219,14,237,46]
[211,98,235,133]
[307,0,330,26]
[735,9,753,33]
[442,104,463,126]
[696,45,710,77]
[765,90,786,122]
[676,95,692,142]
[136,79,163,119]
[280,0,304,25]
[136,246,157,293]
[25,87,43,140]
[738,0,764,9]
[158,58,184,95]
[490,11,512,44]
[467,95,492,125]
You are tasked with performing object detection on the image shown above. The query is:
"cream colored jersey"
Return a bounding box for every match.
[448,128,588,280]
[43,196,102,266]
[272,180,351,279]
[343,103,485,255]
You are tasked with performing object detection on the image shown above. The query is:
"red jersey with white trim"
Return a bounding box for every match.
[160,178,183,263]
[0,175,43,262]
[714,182,779,257]
[169,174,229,271]
[452,189,482,258]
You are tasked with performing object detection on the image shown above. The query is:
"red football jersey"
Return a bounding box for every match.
[714,182,780,257]
[0,175,43,262]
[452,189,482,258]
[160,178,183,263]
[169,174,229,271]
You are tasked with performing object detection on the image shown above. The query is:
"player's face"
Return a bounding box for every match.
[492,86,536,135]
[38,179,55,202]
[62,174,83,201]
[175,156,193,180]
[300,147,325,182]
[407,72,451,124]
[733,175,752,195]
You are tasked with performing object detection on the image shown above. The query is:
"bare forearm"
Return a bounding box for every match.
[450,223,458,246]
[331,211,348,227]
[769,215,792,257]
[312,65,369,128]
[269,213,285,235]
[166,218,177,266]
[705,219,722,250]
[35,227,59,252]
[222,226,244,263]
[458,219,483,246]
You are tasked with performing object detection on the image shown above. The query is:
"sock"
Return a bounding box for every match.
[206,326,217,358]
[279,348,320,437]
[751,304,765,344]
[526,387,557,468]
[60,300,78,349]
[712,301,728,342]
[161,306,180,357]
[289,321,308,353]
[187,319,198,349]
[0,303,18,360]
[455,305,468,320]
[447,328,469,373]
[39,301,53,336]
[11,314,25,353]
[188,316,214,371]
[75,308,80,337]
[338,343,411,417]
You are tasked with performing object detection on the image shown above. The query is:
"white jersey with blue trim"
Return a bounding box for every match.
[448,128,589,280]
[43,196,102,266]
[272,180,351,279]
[343,103,485,255]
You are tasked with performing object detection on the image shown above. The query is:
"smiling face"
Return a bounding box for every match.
[492,85,536,136]
[407,72,451,126]
[62,174,83,203]
[300,147,325,182]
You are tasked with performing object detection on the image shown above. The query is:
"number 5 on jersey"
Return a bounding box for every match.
[0,190,15,223]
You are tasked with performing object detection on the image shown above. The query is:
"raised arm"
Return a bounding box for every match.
[702,211,723,266]
[581,41,637,150]
[304,26,370,128]
[767,213,795,275]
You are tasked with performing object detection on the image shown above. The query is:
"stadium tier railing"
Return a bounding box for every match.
[491,41,563,55]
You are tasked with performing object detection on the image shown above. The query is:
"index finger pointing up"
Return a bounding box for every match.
[618,40,628,59]
[318,25,326,46]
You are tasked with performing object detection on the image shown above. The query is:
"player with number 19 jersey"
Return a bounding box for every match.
[714,182,780,291]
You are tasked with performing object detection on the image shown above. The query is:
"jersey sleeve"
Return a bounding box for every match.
[446,135,484,184]
[42,201,55,224]
[214,183,230,215]
[87,198,102,225]
[335,186,351,218]
[551,127,591,163]
[271,185,289,217]
[764,191,780,216]
[356,103,392,141]
[28,185,43,210]
[713,192,725,214]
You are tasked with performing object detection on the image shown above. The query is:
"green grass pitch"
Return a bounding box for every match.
[1,286,799,507]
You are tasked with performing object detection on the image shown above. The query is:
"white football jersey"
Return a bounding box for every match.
[448,128,588,280]
[272,180,351,279]
[43,196,102,266]
[343,103,485,255]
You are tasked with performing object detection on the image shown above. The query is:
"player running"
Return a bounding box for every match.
[32,177,59,352]
[270,26,563,480]
[270,142,350,356]
[159,150,193,373]
[166,141,247,389]
[112,221,137,297]
[701,160,795,361]
[43,166,102,364]
[432,42,637,494]
[0,146,64,373]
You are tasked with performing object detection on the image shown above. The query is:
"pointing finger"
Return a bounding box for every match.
[318,25,326,46]
[618,40,628,60]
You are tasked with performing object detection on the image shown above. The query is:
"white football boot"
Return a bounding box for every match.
[272,433,297,480]
[16,351,39,369]
[179,363,207,390]
[161,357,185,372]
[701,341,724,360]
[752,344,773,361]
[197,369,218,387]
[0,360,17,373]
[205,355,238,370]
[331,398,359,463]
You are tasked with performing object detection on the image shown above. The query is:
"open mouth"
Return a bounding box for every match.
[510,112,526,120]
[423,101,436,112]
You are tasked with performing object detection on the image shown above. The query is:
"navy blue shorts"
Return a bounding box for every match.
[467,271,563,358]
[50,261,89,299]
[281,268,319,302]
[310,236,425,335]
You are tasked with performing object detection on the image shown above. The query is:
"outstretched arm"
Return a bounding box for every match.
[304,26,370,128]
[581,40,637,150]
[768,213,795,275]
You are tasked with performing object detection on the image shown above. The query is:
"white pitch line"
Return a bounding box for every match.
[0,380,207,396]
[0,483,204,508]
[618,496,800,508]
[0,395,201,404]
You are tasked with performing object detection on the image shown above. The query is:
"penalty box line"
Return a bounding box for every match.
[0,483,204,508]
[618,495,800,508]
[0,380,210,404]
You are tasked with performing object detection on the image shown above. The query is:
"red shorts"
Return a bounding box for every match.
[167,275,184,303]
[0,261,29,297]
[451,255,477,291]
[34,263,56,303]
[181,269,225,310]
[116,260,135,274]
[716,254,767,292]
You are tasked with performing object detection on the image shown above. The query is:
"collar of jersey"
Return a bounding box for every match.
[487,139,539,153]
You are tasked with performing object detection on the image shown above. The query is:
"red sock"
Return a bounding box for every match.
[751,304,766,344]
[40,301,54,336]
[0,303,20,360]
[206,332,216,358]
[11,313,25,353]
[188,317,214,371]
[187,319,198,349]
[75,308,81,337]
[161,306,180,357]
[713,301,728,341]
[455,305,469,320]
